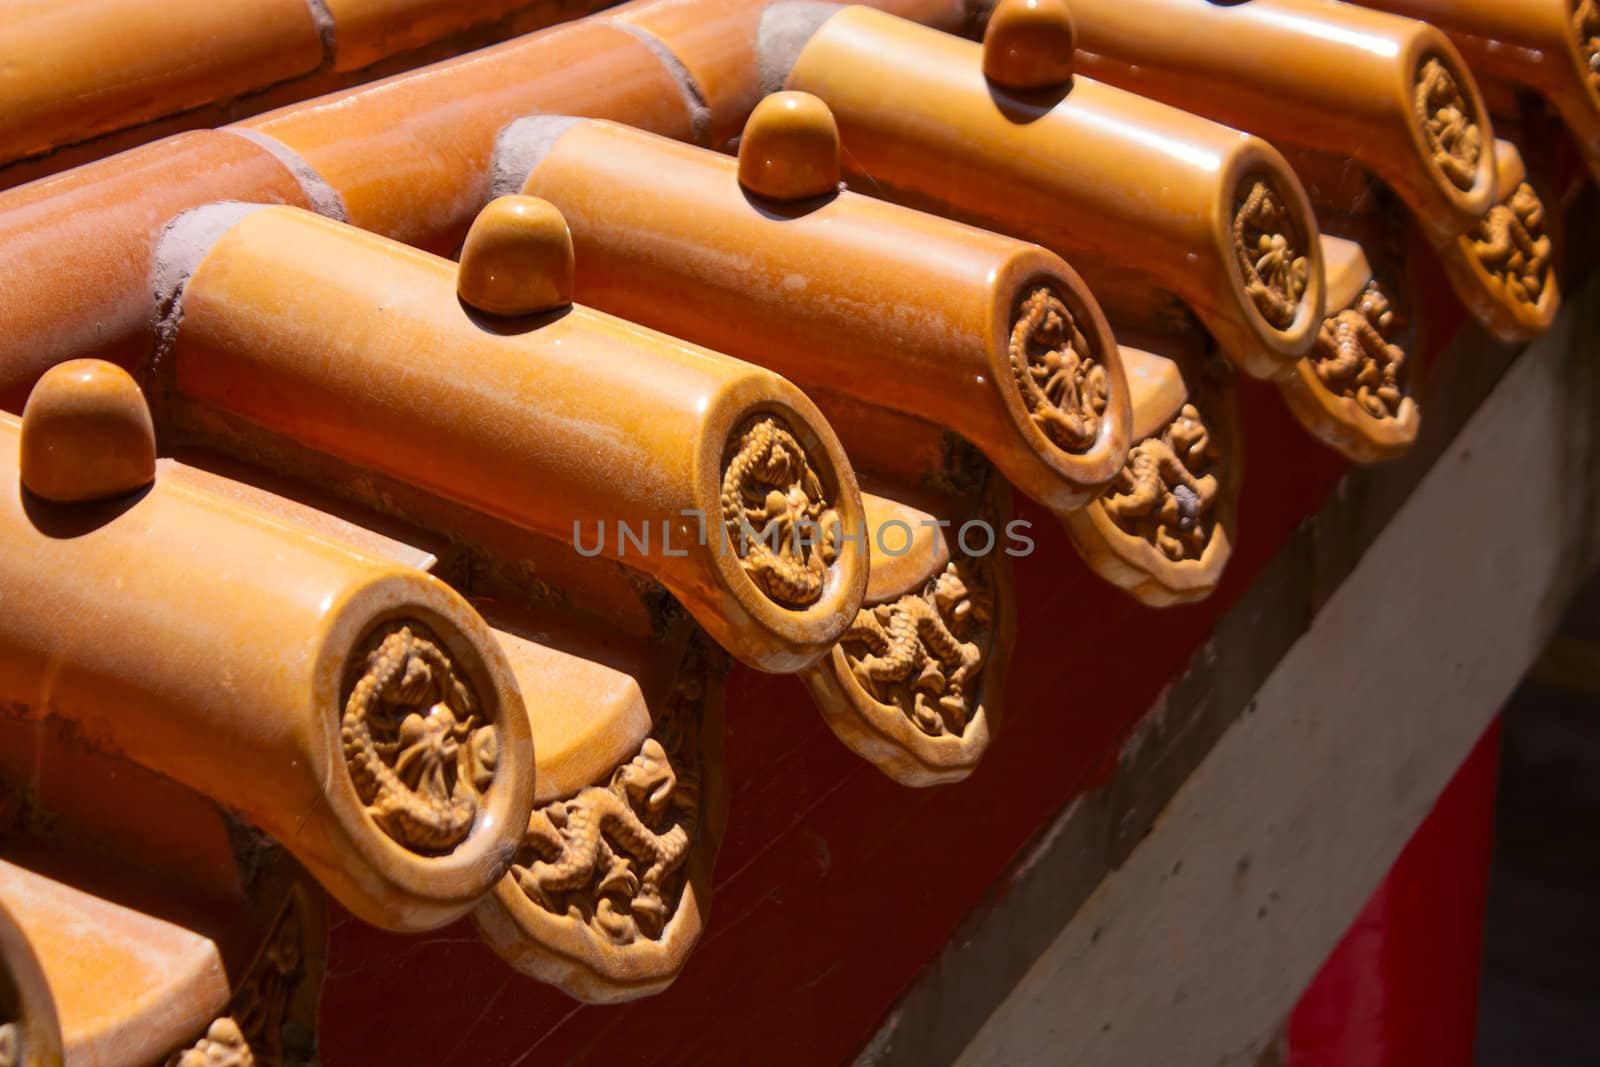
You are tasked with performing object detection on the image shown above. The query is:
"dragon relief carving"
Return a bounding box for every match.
[1009,286,1110,452]
[342,623,497,855]
[1233,180,1310,330]
[721,416,840,609]
[1416,57,1482,191]
[1102,402,1221,563]
[169,1018,254,1067]
[1314,281,1409,420]
[1577,0,1600,98]
[841,560,994,738]
[1470,181,1553,310]
[511,667,704,946]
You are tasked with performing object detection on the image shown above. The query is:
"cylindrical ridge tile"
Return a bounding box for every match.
[0,131,313,405]
[609,0,975,148]
[322,0,535,72]
[1064,0,1553,345]
[1067,0,1546,338]
[239,19,701,252]
[777,5,1325,381]
[510,115,1130,512]
[1347,0,1600,178]
[1065,0,1496,242]
[160,205,868,673]
[0,0,324,165]
[0,411,535,933]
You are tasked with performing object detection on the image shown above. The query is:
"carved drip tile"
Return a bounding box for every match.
[0,845,323,1067]
[0,859,231,1065]
[1062,346,1241,607]
[1277,236,1421,463]
[499,104,1130,514]
[1438,139,1562,343]
[475,637,728,1003]
[766,3,1325,381]
[152,201,868,672]
[803,481,1017,786]
[0,897,62,1067]
[0,366,537,933]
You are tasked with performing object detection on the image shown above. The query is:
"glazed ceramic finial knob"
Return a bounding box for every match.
[983,0,1076,91]
[458,195,575,316]
[738,91,841,201]
[20,358,156,503]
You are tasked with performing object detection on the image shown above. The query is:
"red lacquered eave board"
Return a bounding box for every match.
[314,253,1467,1065]
[1288,718,1500,1067]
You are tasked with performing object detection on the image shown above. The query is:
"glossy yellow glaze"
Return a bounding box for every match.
[0,0,322,164]
[518,115,1131,513]
[1067,0,1496,242]
[167,205,867,672]
[0,412,536,933]
[239,20,700,252]
[783,6,1325,380]
[1349,0,1600,179]
[1121,345,1188,443]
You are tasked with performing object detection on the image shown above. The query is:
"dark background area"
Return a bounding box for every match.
[1477,571,1600,1067]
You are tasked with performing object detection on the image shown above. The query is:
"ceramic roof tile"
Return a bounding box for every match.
[0,0,1584,1059]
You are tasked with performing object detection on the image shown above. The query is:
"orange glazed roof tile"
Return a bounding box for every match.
[0,0,1589,1061]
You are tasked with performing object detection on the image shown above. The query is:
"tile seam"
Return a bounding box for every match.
[757,2,844,98]
[490,116,584,202]
[605,20,713,147]
[148,203,271,407]
[303,0,338,59]
[219,127,349,223]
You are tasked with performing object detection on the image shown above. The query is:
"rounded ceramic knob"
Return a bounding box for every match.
[458,195,575,316]
[983,0,1076,91]
[20,359,156,503]
[738,91,841,201]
